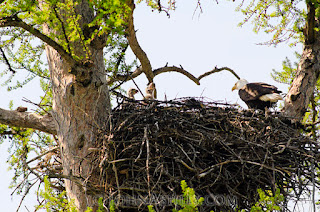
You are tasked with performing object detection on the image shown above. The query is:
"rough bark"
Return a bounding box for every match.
[42,1,111,211]
[0,108,56,135]
[46,45,110,211]
[283,41,320,120]
[283,2,320,120]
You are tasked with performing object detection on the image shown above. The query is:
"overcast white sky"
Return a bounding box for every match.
[0,0,311,211]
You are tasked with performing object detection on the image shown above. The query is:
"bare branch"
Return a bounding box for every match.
[108,65,239,87]
[53,6,72,54]
[107,66,143,85]
[125,0,154,82]
[26,147,59,164]
[0,46,16,73]
[0,108,57,135]
[198,66,240,81]
[114,43,129,72]
[153,66,200,85]
[0,15,76,66]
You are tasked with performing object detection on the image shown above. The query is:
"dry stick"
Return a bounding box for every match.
[174,138,193,164]
[153,66,200,85]
[128,73,145,99]
[198,66,240,80]
[111,159,121,206]
[109,64,240,87]
[135,133,146,162]
[16,180,38,212]
[176,159,197,172]
[24,205,30,212]
[11,172,32,196]
[144,127,151,197]
[17,158,43,212]
[26,147,59,164]
[311,92,316,212]
[0,45,16,73]
[198,159,287,178]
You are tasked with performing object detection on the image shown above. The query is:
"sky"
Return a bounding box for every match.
[0,0,313,211]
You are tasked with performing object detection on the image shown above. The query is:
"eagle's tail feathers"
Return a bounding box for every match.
[259,93,283,102]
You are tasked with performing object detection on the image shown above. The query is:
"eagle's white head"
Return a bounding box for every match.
[232,79,249,91]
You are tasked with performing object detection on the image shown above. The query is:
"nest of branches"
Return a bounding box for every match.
[93,97,320,211]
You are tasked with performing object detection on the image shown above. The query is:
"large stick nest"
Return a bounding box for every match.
[94,97,320,211]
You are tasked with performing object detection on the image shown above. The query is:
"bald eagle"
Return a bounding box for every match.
[232,79,283,110]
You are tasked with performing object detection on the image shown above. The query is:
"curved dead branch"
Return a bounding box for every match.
[107,65,239,86]
[198,66,240,81]
[0,108,57,135]
[125,0,154,82]
[153,66,200,85]
[122,1,240,86]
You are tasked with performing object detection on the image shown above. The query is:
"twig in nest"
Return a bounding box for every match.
[145,127,151,196]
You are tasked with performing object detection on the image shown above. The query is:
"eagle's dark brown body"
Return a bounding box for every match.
[238,82,282,110]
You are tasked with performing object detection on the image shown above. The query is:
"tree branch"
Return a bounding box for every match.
[0,108,57,135]
[0,15,76,66]
[107,65,239,86]
[53,6,72,54]
[26,147,59,164]
[153,66,200,85]
[107,66,143,85]
[198,66,240,81]
[125,0,154,82]
[0,46,16,73]
[305,1,316,45]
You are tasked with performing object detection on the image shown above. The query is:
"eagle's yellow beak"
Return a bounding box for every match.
[232,84,237,91]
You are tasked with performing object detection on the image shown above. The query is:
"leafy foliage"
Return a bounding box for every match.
[236,0,306,45]
[38,176,77,212]
[249,188,284,212]
[109,200,116,212]
[271,53,300,85]
[0,0,134,90]
[137,0,176,12]
[172,180,204,212]
[148,205,156,212]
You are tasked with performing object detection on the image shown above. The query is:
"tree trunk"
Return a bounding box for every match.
[43,2,111,211]
[283,40,320,120]
[283,2,320,120]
